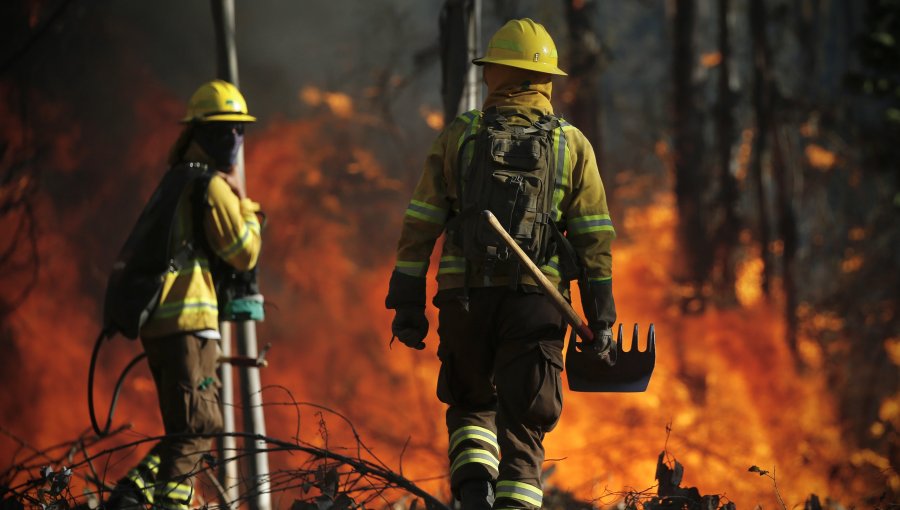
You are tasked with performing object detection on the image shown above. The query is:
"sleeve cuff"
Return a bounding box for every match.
[240,197,261,214]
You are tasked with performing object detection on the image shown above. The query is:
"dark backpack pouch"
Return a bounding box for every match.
[103,163,209,339]
[448,110,564,281]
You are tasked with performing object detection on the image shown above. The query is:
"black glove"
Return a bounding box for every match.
[580,279,618,364]
[385,270,426,308]
[391,307,428,350]
[589,326,616,365]
[385,270,428,350]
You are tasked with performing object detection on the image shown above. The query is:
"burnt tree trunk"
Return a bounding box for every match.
[672,0,709,312]
[713,0,739,302]
[440,0,469,124]
[562,0,605,174]
[772,123,798,359]
[776,0,821,359]
[795,0,821,104]
[750,0,774,297]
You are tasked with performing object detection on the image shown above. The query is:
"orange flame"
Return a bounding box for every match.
[805,144,837,170]
[299,86,354,118]
[0,84,890,509]
[419,106,444,131]
[700,51,722,68]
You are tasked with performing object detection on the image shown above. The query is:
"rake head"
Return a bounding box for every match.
[565,323,656,393]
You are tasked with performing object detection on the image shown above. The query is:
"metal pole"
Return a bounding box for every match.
[210,0,245,184]
[462,0,482,111]
[216,322,240,508]
[210,2,272,510]
[236,321,271,508]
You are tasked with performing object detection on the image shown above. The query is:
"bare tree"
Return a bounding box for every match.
[749,0,774,298]
[712,0,739,302]
[561,0,606,172]
[671,0,711,312]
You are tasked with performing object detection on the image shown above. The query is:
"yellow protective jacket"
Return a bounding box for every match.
[141,162,262,339]
[393,71,615,292]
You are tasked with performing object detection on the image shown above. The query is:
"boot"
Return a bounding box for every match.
[103,481,146,510]
[459,480,495,510]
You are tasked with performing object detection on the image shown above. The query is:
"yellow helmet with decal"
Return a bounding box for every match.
[473,18,567,76]
[181,80,257,123]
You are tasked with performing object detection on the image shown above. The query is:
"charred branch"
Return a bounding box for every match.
[0,94,41,319]
[2,427,450,510]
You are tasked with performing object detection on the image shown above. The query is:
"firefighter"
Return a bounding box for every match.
[105,80,262,510]
[385,19,616,510]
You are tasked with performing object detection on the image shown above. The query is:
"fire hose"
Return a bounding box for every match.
[88,329,145,437]
[87,329,270,437]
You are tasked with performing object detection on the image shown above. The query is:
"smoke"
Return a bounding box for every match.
[0,1,893,508]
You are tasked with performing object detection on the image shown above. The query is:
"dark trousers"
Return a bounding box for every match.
[135,333,223,503]
[435,287,565,509]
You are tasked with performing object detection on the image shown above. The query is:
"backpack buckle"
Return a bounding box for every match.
[508,174,525,190]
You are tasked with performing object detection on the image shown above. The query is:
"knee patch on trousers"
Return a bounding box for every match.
[163,382,223,436]
[495,344,563,433]
[187,382,224,435]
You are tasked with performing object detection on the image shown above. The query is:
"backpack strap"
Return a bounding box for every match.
[534,114,562,132]
[548,221,581,283]
[165,162,212,272]
[452,112,484,312]
[545,114,581,283]
[187,164,223,275]
[456,133,476,311]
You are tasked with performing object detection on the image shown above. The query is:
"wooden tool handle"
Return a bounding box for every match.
[482,210,594,343]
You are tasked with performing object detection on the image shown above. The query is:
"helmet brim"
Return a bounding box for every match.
[180,113,258,124]
[473,57,568,76]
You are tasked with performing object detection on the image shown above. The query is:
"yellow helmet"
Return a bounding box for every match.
[473,18,567,76]
[181,79,257,123]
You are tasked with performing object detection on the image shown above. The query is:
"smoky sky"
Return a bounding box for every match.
[93,1,445,123]
[4,0,681,180]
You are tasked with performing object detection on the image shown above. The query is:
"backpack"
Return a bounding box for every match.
[448,109,572,284]
[102,162,211,339]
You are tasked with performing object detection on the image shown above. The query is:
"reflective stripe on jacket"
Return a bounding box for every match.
[392,93,614,292]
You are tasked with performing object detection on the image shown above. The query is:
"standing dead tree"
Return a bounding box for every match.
[749,0,775,298]
[711,0,739,303]
[561,0,607,176]
[671,0,712,313]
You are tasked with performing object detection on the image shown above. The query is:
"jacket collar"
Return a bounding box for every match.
[482,65,554,116]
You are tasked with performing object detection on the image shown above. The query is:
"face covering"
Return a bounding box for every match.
[193,123,244,169]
